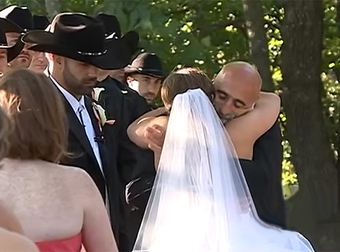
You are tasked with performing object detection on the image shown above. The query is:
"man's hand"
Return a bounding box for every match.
[145,124,166,153]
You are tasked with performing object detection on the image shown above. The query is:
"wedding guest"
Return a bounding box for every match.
[0,69,118,252]
[126,52,165,109]
[0,5,33,69]
[28,15,50,73]
[23,13,131,249]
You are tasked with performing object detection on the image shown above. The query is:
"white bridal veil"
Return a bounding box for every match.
[133,89,314,252]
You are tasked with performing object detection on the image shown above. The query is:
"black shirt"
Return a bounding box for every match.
[239,121,286,228]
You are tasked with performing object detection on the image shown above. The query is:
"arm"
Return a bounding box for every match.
[78,170,118,252]
[145,124,167,169]
[226,92,281,159]
[127,107,167,149]
[0,202,24,234]
[0,228,39,252]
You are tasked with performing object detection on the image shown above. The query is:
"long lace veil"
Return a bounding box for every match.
[133,89,314,252]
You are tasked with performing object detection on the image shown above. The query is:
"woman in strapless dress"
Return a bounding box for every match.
[0,105,39,252]
[0,69,117,252]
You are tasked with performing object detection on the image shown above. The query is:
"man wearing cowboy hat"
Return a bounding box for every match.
[96,13,139,84]
[0,26,23,74]
[95,13,151,122]
[22,12,131,249]
[94,13,157,250]
[94,12,145,250]
[0,5,34,69]
[28,15,50,73]
[125,52,165,108]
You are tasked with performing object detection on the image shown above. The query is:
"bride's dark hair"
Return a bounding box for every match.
[161,67,213,109]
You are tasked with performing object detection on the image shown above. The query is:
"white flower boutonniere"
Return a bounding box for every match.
[92,102,116,126]
[91,88,116,129]
[93,87,105,101]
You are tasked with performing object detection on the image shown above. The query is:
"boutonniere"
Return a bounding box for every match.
[93,87,105,101]
[91,88,116,130]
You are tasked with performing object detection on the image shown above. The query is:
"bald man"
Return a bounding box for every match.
[138,62,286,229]
[213,62,261,124]
[212,62,286,228]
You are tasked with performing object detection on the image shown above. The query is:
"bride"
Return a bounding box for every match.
[131,69,314,251]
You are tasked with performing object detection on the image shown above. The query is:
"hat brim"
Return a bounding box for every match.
[6,38,24,62]
[23,30,131,70]
[0,17,23,33]
[122,31,139,56]
[125,66,165,79]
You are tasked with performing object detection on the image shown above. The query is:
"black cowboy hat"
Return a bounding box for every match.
[0,5,33,33]
[22,13,131,70]
[33,15,50,30]
[95,13,139,57]
[125,52,165,78]
[0,28,24,62]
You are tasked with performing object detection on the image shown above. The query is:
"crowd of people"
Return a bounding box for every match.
[0,4,315,252]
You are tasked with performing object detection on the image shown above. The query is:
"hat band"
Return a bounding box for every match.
[77,49,107,56]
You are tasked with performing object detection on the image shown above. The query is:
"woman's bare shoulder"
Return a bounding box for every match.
[39,162,94,192]
[54,163,93,184]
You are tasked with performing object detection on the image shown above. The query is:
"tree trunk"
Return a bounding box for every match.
[281,0,340,250]
[45,0,60,20]
[242,0,274,91]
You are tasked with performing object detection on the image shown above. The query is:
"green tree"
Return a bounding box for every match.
[281,0,339,249]
[4,0,340,249]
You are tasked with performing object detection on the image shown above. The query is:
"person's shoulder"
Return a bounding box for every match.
[56,163,90,177]
[0,228,39,252]
[254,119,281,145]
[116,82,141,98]
[58,164,97,188]
[43,162,88,182]
[96,78,122,95]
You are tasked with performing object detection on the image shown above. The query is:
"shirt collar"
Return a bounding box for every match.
[50,75,85,113]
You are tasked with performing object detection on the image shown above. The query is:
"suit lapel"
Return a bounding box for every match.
[64,99,98,164]
[48,76,99,165]
[85,97,102,142]
[85,97,110,177]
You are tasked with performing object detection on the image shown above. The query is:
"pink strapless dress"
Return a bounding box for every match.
[35,233,82,252]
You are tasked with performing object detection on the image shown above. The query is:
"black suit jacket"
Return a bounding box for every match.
[96,77,145,251]
[96,77,139,185]
[49,77,121,241]
[111,79,156,201]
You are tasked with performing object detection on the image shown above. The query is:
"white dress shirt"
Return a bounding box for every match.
[50,75,103,172]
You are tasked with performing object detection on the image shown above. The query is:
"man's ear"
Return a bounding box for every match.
[55,55,62,65]
[53,55,64,71]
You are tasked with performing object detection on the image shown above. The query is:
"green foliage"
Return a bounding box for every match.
[322,0,340,163]
[7,0,339,188]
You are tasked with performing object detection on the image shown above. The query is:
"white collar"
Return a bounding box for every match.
[50,75,85,113]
